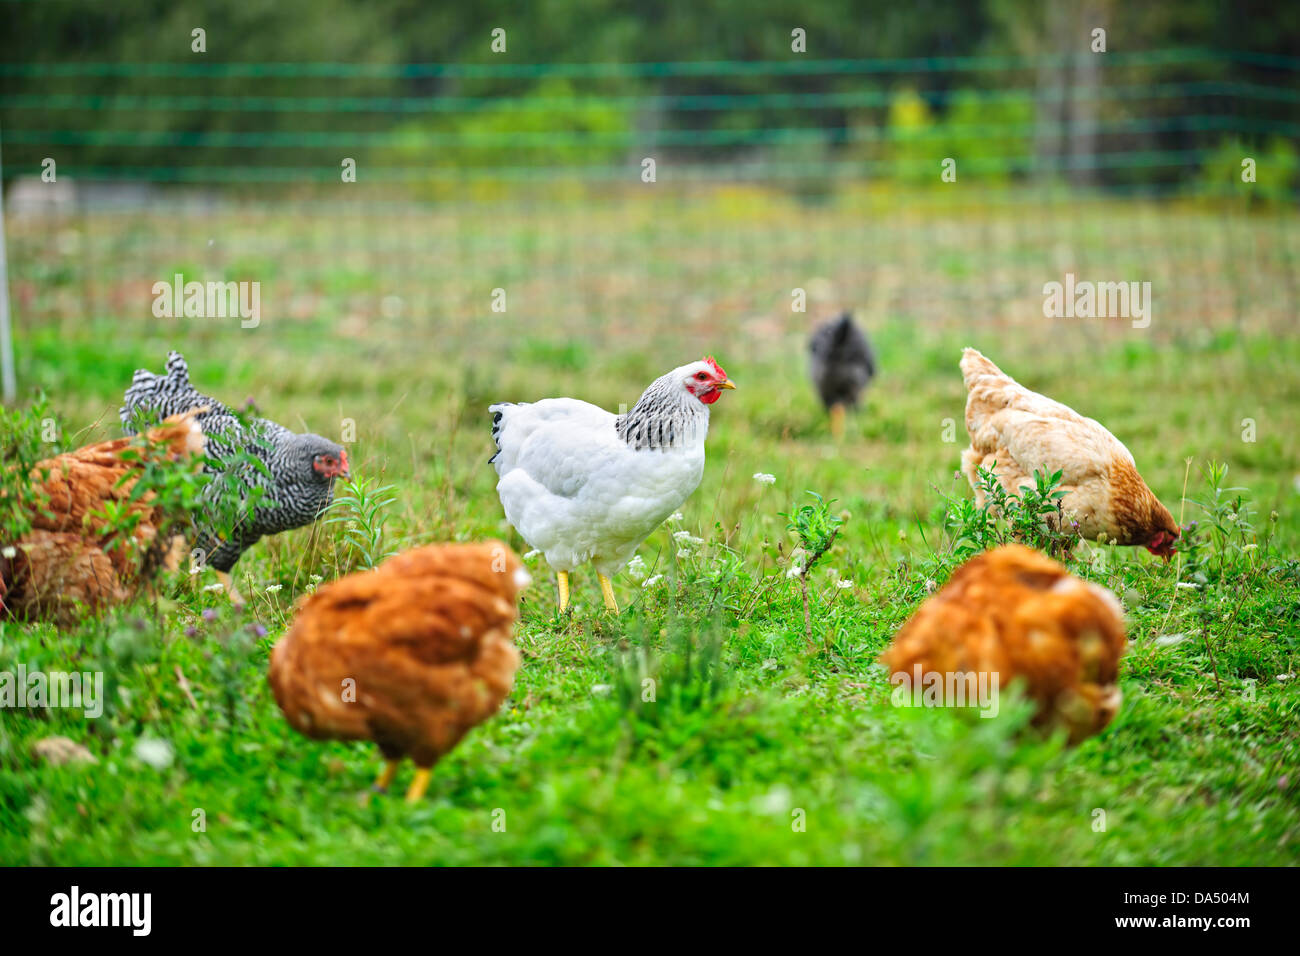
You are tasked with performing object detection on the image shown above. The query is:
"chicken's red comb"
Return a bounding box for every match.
[703,355,728,379]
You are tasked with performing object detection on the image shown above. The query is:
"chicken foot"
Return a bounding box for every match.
[598,574,620,614]
[556,570,570,613]
[215,570,245,607]
[405,768,432,803]
[368,760,430,803]
[828,403,846,440]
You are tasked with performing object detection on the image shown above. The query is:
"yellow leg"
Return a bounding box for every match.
[215,570,245,607]
[556,570,570,613]
[405,768,432,803]
[829,403,846,440]
[598,574,620,613]
[373,759,399,793]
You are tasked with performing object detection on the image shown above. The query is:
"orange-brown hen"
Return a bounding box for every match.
[268,541,530,802]
[0,411,205,623]
[881,544,1127,743]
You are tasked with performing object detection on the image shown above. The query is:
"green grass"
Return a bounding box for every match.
[1,190,1298,865]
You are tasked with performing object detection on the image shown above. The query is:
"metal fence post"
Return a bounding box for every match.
[0,126,16,404]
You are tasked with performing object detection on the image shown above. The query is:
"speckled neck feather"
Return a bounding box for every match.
[615,372,707,451]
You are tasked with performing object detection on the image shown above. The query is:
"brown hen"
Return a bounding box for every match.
[1,411,204,623]
[960,348,1180,558]
[881,544,1127,743]
[268,541,530,802]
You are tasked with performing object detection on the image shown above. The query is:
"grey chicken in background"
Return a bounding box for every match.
[120,351,349,602]
[808,311,876,438]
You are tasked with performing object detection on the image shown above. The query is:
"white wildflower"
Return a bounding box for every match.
[1241,543,1257,552]
[203,583,224,593]
[836,579,853,589]
[758,785,792,814]
[1176,582,1200,590]
[133,738,174,770]
[626,555,648,582]
[1,546,15,559]
[643,575,663,588]
[1279,673,1295,682]
[523,549,541,562]
[265,584,282,594]
[752,472,775,485]
[923,578,937,594]
[672,530,703,547]
[787,564,804,579]
[666,512,684,523]
[590,684,612,697]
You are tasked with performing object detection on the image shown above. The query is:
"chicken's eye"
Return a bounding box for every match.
[695,372,707,380]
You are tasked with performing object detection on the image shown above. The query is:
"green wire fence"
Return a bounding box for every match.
[1,47,1297,396]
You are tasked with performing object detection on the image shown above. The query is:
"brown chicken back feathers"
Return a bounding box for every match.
[1,411,204,621]
[269,542,529,769]
[959,348,1179,554]
[882,544,1127,742]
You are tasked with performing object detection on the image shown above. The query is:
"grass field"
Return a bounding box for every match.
[1,187,1298,865]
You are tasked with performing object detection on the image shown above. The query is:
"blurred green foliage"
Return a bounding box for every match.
[387,77,633,196]
[2,0,1297,194]
[1196,136,1300,205]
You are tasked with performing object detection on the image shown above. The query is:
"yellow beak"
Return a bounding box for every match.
[717,379,736,390]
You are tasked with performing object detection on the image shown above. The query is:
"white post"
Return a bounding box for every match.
[0,127,14,404]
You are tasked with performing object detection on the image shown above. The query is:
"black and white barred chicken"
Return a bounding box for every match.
[490,357,734,613]
[808,311,876,438]
[120,351,349,600]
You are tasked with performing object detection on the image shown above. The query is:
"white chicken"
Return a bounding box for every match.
[490,357,735,612]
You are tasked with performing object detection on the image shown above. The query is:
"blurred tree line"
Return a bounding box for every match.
[1,0,1296,192]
